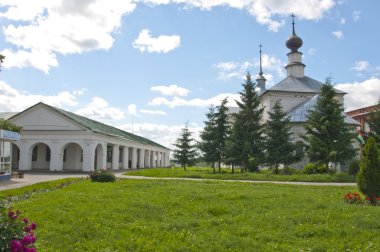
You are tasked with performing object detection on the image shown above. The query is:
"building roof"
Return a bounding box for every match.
[0,112,18,120]
[9,103,169,150]
[262,75,345,95]
[287,95,359,125]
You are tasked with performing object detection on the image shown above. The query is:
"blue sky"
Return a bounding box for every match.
[0,0,379,148]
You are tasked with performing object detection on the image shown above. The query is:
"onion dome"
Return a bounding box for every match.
[286,15,303,52]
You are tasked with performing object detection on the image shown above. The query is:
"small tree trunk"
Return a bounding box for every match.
[218,161,221,173]
[212,163,215,173]
[232,164,235,174]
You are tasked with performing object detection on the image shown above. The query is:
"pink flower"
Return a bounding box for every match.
[10,240,23,252]
[23,248,36,252]
[21,235,35,245]
[23,218,29,223]
[31,223,37,230]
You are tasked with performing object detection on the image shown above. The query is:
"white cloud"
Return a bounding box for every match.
[307,48,317,55]
[118,122,202,149]
[352,10,361,21]
[75,97,124,121]
[138,0,334,32]
[340,17,346,24]
[259,54,285,78]
[215,61,253,80]
[149,93,240,108]
[128,104,138,116]
[150,84,190,97]
[336,78,380,111]
[1,49,58,73]
[0,80,79,111]
[132,29,181,53]
[352,61,369,72]
[140,109,167,115]
[0,0,136,72]
[332,30,344,39]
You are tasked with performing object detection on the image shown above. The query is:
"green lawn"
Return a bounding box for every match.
[124,167,356,183]
[7,179,380,251]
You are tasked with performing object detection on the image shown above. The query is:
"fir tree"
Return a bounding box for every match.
[303,80,356,167]
[213,98,231,172]
[357,137,380,204]
[368,99,380,147]
[199,98,231,173]
[199,106,218,173]
[173,123,197,171]
[229,73,264,172]
[265,100,299,173]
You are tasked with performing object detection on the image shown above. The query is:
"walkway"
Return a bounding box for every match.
[0,172,356,191]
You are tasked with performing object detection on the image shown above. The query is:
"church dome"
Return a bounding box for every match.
[286,16,303,52]
[286,33,303,52]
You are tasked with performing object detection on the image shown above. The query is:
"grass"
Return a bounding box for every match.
[124,167,356,183]
[9,178,380,251]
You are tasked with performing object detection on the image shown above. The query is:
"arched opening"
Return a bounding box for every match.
[11,144,20,170]
[94,143,104,170]
[62,143,83,171]
[31,143,51,170]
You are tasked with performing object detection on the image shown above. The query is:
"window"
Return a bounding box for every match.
[46,147,51,161]
[32,145,38,161]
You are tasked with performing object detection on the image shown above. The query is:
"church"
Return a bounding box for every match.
[254,18,359,166]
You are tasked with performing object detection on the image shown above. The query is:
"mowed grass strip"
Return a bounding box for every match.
[12,179,379,251]
[124,167,356,183]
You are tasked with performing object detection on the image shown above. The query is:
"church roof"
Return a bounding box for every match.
[8,103,169,150]
[0,112,18,120]
[262,75,346,95]
[287,95,359,125]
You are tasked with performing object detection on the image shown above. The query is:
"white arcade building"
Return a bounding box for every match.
[0,102,170,172]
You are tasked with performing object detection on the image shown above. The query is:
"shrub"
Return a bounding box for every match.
[348,159,360,176]
[302,162,328,174]
[357,138,380,204]
[0,209,38,251]
[89,170,116,182]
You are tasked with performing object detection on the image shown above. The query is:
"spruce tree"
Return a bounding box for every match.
[199,98,231,173]
[303,80,356,168]
[199,106,218,173]
[357,137,380,204]
[368,99,380,147]
[213,98,231,172]
[173,123,197,171]
[230,73,264,172]
[265,100,299,173]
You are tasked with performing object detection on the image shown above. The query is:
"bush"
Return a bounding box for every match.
[302,162,328,174]
[0,209,38,251]
[357,138,380,204]
[348,159,360,176]
[89,170,116,182]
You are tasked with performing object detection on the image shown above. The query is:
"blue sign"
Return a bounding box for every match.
[0,130,20,141]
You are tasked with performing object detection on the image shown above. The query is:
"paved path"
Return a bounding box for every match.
[0,172,356,191]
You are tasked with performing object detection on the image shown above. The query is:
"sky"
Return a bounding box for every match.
[0,0,379,149]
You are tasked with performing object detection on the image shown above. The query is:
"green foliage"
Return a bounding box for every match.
[303,80,356,166]
[227,73,264,171]
[0,118,22,133]
[10,179,380,251]
[0,54,4,70]
[198,98,231,173]
[368,99,380,147]
[173,123,197,171]
[357,137,380,204]
[265,100,302,172]
[348,159,360,176]
[302,162,329,174]
[89,170,116,182]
